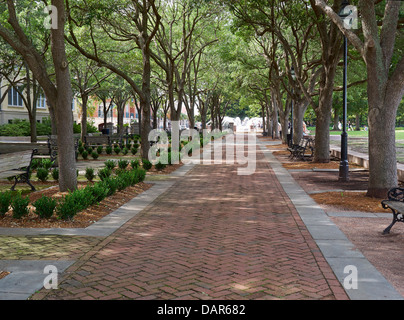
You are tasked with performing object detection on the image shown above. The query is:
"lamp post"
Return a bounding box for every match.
[338,0,351,182]
[290,67,296,146]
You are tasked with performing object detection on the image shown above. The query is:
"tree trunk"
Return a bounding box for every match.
[261,104,266,134]
[293,101,307,144]
[355,114,361,131]
[152,108,158,129]
[333,108,339,130]
[103,109,108,128]
[314,110,331,163]
[367,102,397,198]
[80,95,88,142]
[272,100,279,139]
[51,0,77,192]
[140,46,152,160]
[29,111,37,143]
[313,66,338,163]
[266,104,272,137]
[47,101,58,135]
[117,104,124,138]
[188,107,195,129]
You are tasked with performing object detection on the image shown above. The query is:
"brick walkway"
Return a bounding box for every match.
[31,142,348,300]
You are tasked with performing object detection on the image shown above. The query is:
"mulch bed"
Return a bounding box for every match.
[0,162,183,229]
[269,142,386,212]
[0,182,152,229]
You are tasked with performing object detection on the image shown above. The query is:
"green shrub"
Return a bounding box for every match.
[118,159,129,170]
[0,191,12,216]
[36,168,49,182]
[78,146,85,155]
[31,159,42,170]
[133,168,146,183]
[106,145,113,155]
[88,182,109,202]
[103,177,119,195]
[57,187,95,220]
[91,151,99,159]
[72,187,95,211]
[114,146,121,155]
[116,174,128,191]
[133,142,140,149]
[122,147,128,155]
[97,146,103,154]
[155,161,166,171]
[142,159,152,170]
[98,167,112,181]
[11,193,29,219]
[51,168,59,181]
[104,160,116,170]
[85,167,95,181]
[73,121,98,134]
[33,196,57,219]
[42,159,54,170]
[131,147,138,155]
[82,150,89,159]
[56,194,77,220]
[130,159,140,169]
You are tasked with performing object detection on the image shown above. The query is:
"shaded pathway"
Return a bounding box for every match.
[32,138,348,300]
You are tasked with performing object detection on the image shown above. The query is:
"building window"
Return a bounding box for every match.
[98,106,104,118]
[8,86,23,106]
[36,94,46,109]
[71,98,75,110]
[126,106,129,118]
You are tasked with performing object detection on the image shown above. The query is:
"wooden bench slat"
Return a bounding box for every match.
[0,170,26,179]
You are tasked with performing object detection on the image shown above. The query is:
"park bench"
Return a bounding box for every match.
[0,149,36,191]
[47,135,79,162]
[381,187,404,234]
[84,135,111,149]
[287,136,315,161]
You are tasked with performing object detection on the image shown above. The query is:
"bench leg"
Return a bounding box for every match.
[26,179,36,191]
[383,210,400,234]
[10,176,18,191]
[10,174,36,192]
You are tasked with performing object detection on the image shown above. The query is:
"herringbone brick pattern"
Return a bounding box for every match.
[0,235,101,260]
[31,147,348,300]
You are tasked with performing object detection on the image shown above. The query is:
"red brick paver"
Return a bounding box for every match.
[32,143,349,300]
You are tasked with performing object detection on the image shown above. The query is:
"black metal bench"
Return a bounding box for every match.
[381,187,404,234]
[287,137,315,161]
[0,149,36,191]
[84,135,111,149]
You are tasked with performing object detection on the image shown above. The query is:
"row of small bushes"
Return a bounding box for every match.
[56,168,146,220]
[29,158,154,183]
[78,145,139,159]
[0,167,146,220]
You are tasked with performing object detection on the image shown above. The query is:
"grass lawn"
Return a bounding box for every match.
[308,127,404,140]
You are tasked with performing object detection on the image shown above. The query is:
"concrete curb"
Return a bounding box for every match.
[258,139,404,300]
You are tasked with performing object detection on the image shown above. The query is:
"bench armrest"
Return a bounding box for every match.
[386,187,404,202]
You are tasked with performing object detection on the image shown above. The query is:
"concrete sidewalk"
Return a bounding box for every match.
[0,134,402,300]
